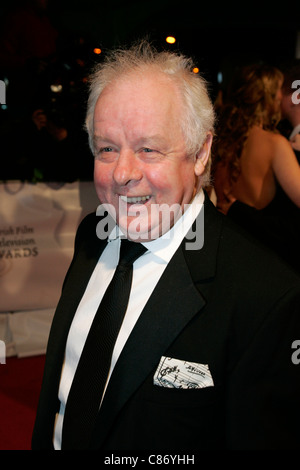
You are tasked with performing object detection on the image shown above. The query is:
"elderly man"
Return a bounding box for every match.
[32,41,300,451]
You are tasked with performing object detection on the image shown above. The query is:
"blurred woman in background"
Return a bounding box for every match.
[212,64,300,272]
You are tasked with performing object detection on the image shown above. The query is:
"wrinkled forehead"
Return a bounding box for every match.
[98,67,183,108]
[94,71,184,125]
[92,71,187,151]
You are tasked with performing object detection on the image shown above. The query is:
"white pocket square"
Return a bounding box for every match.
[153,356,214,389]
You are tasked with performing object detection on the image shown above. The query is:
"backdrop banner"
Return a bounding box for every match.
[0,181,99,356]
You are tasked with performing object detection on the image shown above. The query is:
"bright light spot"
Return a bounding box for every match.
[217,71,223,84]
[193,67,199,74]
[166,36,176,44]
[94,48,102,55]
[50,84,63,93]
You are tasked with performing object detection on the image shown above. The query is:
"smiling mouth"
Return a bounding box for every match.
[120,195,151,204]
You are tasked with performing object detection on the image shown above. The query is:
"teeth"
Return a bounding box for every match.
[120,195,151,203]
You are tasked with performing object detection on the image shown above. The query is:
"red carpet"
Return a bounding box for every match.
[0,355,45,450]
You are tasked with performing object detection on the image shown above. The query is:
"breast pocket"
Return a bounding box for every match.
[148,381,218,407]
[151,356,215,406]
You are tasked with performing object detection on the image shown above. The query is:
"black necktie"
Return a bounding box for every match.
[62,238,147,450]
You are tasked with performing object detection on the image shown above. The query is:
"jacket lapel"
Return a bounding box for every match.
[48,214,107,358]
[92,196,223,448]
[33,213,108,449]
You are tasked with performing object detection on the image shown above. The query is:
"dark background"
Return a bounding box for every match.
[0,0,299,181]
[13,0,297,86]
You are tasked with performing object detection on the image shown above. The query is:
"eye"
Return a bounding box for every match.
[95,146,117,161]
[139,147,163,161]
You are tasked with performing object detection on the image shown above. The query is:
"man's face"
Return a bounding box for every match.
[93,71,206,240]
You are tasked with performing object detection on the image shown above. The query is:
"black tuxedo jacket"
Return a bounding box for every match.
[32,196,300,450]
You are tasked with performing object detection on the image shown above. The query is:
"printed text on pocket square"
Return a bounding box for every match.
[154,356,214,389]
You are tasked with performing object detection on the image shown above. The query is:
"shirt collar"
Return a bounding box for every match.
[108,190,204,263]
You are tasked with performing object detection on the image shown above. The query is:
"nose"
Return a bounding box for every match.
[113,150,143,186]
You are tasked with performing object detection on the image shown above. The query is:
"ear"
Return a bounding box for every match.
[194,132,213,176]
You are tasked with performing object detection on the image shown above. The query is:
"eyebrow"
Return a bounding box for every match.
[93,135,111,144]
[139,135,168,147]
[93,134,168,149]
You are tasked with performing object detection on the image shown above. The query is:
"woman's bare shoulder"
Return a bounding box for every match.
[248,127,290,153]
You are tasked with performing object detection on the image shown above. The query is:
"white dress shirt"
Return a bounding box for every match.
[53,190,204,449]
